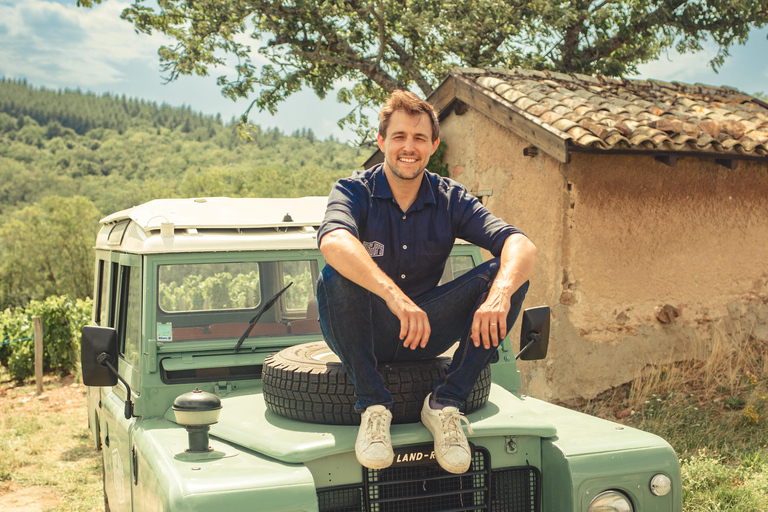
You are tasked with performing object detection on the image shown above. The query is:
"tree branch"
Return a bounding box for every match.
[386,39,433,96]
[560,0,592,72]
[579,0,689,66]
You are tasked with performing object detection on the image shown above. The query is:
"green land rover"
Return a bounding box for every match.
[81,196,681,512]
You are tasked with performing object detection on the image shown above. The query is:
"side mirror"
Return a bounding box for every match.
[81,326,118,387]
[81,325,134,419]
[516,306,550,361]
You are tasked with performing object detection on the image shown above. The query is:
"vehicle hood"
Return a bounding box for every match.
[164,384,557,464]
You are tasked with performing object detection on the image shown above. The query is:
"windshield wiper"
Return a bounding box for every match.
[234,281,293,353]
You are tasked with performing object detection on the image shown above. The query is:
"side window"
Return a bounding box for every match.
[94,260,105,326]
[108,262,119,328]
[117,265,142,367]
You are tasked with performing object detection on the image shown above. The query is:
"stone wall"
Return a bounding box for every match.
[440,107,768,401]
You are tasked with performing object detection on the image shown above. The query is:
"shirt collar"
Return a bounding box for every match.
[371,164,437,212]
[371,164,394,200]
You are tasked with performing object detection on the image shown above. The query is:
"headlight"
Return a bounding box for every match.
[650,473,672,496]
[587,490,633,512]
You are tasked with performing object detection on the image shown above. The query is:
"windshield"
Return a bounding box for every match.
[156,259,320,342]
[154,254,476,343]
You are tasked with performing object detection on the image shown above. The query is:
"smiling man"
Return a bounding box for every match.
[317,90,536,474]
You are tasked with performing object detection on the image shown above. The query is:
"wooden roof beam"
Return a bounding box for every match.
[716,158,738,170]
[655,155,677,167]
[428,74,570,164]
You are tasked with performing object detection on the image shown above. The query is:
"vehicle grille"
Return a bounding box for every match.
[317,448,539,512]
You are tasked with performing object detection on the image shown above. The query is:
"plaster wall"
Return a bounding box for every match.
[439,106,768,401]
[439,108,566,324]
[556,154,768,399]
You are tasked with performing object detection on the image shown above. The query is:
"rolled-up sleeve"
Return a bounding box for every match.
[453,189,524,257]
[318,179,366,247]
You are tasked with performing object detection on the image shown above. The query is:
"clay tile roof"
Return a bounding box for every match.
[456,67,768,159]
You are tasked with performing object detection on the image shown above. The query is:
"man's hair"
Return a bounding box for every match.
[378,90,439,142]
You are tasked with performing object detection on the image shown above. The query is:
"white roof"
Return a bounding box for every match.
[100,197,330,230]
[95,197,329,254]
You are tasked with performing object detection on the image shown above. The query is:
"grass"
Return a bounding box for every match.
[567,314,768,511]
[0,368,103,512]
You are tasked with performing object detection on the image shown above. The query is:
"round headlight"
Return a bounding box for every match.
[650,474,672,496]
[587,490,633,512]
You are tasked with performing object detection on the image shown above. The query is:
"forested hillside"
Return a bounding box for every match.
[0,78,367,308]
[0,77,365,215]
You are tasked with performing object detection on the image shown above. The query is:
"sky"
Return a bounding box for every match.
[1,0,767,143]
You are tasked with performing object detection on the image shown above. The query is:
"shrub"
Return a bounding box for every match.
[0,295,92,383]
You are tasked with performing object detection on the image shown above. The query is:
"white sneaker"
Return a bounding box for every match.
[355,405,394,469]
[421,394,474,474]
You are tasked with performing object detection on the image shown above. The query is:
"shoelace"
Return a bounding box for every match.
[441,408,474,445]
[366,410,389,442]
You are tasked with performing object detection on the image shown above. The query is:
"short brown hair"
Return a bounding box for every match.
[378,90,439,142]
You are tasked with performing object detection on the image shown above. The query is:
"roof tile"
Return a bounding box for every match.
[540,111,564,125]
[457,67,768,158]
[605,132,629,146]
[526,104,551,117]
[500,88,527,104]
[552,118,579,132]
[514,97,538,111]
[547,71,573,82]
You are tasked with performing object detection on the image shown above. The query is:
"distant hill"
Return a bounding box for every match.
[0,77,223,136]
[0,77,366,216]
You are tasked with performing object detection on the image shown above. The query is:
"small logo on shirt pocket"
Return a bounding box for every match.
[364,241,385,257]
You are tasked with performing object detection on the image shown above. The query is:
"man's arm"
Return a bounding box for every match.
[471,233,537,349]
[319,228,431,350]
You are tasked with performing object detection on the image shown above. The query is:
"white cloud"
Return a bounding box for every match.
[638,49,717,84]
[0,0,168,88]
[636,29,768,95]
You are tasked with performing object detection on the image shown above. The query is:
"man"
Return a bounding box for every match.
[317,90,535,474]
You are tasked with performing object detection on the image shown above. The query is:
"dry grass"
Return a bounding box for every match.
[565,312,768,511]
[0,370,102,512]
[624,319,767,411]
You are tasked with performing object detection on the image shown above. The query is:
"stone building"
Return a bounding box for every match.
[369,68,768,401]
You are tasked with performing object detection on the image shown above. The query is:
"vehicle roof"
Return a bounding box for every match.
[101,197,330,230]
[96,197,329,254]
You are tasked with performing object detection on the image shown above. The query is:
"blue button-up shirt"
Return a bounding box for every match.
[318,164,524,299]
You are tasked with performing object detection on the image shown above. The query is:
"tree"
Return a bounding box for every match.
[78,0,767,139]
[0,196,101,308]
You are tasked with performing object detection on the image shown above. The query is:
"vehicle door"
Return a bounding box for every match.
[101,253,143,512]
[87,253,118,449]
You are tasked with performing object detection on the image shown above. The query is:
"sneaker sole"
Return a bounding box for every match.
[355,450,394,470]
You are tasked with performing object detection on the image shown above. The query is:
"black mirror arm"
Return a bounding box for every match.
[97,352,134,420]
[515,332,541,360]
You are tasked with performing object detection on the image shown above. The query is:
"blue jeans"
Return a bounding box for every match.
[316,258,528,412]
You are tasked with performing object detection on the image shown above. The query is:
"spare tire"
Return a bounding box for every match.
[262,341,491,425]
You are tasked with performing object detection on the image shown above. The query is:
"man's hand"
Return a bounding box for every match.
[471,291,511,349]
[387,293,431,350]
[470,233,536,349]
[320,229,432,351]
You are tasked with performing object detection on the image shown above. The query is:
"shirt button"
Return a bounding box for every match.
[402,245,407,250]
[400,274,406,279]
[402,215,406,220]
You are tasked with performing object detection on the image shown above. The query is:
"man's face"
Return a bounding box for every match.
[377,110,440,183]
